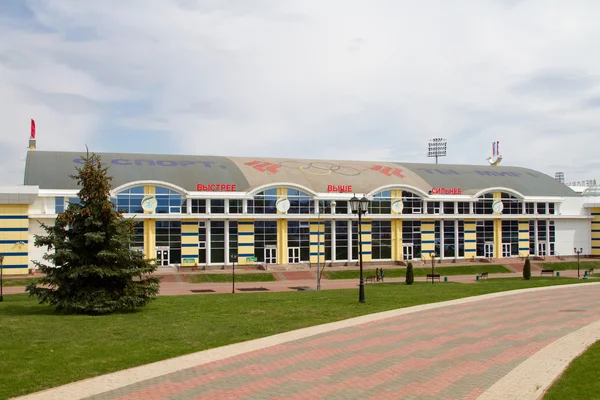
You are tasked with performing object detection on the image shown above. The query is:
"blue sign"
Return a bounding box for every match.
[73,158,226,168]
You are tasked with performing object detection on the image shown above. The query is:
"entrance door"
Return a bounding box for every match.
[538,242,547,257]
[403,244,413,261]
[288,247,300,263]
[156,248,169,266]
[484,243,494,258]
[502,243,511,258]
[265,247,277,264]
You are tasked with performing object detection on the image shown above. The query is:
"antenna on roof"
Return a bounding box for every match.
[486,141,502,166]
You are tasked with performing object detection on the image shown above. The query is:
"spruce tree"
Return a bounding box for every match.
[26,151,161,314]
[523,257,531,280]
[406,262,414,285]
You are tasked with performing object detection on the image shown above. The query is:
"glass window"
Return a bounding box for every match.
[210,199,225,214]
[198,222,207,264]
[55,197,65,213]
[401,191,424,215]
[427,201,441,214]
[229,200,243,214]
[443,202,455,214]
[155,186,184,214]
[186,199,206,214]
[372,221,392,260]
[335,201,348,214]
[476,220,494,257]
[549,203,555,215]
[228,221,238,261]
[526,203,534,215]
[369,191,391,214]
[501,193,522,215]
[130,221,144,250]
[501,220,519,257]
[402,220,422,259]
[335,221,349,261]
[155,220,181,264]
[288,221,311,262]
[537,203,547,215]
[113,187,144,213]
[457,202,470,214]
[288,189,313,214]
[210,221,225,263]
[443,220,455,258]
[457,221,465,257]
[474,193,494,215]
[248,189,277,214]
[254,221,278,262]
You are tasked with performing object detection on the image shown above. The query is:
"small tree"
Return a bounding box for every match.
[26,151,161,314]
[406,262,414,285]
[523,257,531,280]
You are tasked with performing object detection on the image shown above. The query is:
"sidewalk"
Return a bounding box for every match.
[14,282,600,400]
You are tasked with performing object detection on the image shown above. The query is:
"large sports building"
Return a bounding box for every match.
[1,146,599,275]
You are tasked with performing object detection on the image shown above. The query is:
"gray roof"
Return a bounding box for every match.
[24,151,577,197]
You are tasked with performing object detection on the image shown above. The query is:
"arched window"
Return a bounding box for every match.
[474,193,494,215]
[155,186,185,214]
[501,193,522,215]
[112,186,144,213]
[248,188,277,214]
[287,189,314,214]
[401,190,424,215]
[369,191,392,214]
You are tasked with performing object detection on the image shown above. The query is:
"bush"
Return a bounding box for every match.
[406,262,414,285]
[523,258,531,280]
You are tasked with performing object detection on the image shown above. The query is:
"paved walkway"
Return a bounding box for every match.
[15,283,600,400]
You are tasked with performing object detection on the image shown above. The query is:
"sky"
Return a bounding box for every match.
[1,0,599,186]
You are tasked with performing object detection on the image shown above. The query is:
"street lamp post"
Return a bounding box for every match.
[574,248,583,278]
[350,194,370,303]
[0,254,4,302]
[431,250,435,285]
[316,201,336,290]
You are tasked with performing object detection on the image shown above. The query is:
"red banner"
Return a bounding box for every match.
[31,119,36,138]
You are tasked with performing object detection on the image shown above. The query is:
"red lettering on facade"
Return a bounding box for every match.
[196,184,237,192]
[327,185,352,193]
[431,187,462,195]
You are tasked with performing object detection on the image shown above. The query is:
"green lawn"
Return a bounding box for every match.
[1,277,39,287]
[0,277,587,399]
[185,273,277,283]
[324,265,511,280]
[541,261,600,271]
[543,340,600,399]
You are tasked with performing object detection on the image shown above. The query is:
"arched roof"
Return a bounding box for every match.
[24,151,577,197]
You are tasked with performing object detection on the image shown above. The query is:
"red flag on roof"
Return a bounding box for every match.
[31,119,35,138]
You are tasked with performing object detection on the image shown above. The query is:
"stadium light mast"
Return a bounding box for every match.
[555,172,565,184]
[427,138,447,164]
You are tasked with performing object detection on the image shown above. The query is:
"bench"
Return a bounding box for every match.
[426,274,441,282]
[478,272,488,280]
[540,269,555,276]
[585,268,595,276]
[365,275,377,283]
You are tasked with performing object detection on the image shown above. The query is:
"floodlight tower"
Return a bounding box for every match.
[555,172,565,184]
[427,138,447,164]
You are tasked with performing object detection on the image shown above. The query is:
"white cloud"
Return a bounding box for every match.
[0,0,599,185]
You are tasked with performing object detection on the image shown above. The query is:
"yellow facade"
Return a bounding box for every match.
[391,219,403,262]
[464,220,477,259]
[360,220,372,262]
[592,208,600,256]
[237,220,255,265]
[420,220,435,260]
[309,220,325,264]
[0,204,29,275]
[518,220,530,258]
[492,193,502,259]
[181,219,199,267]
[277,219,288,264]
[143,185,156,261]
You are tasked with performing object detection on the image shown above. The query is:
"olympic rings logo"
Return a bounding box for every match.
[279,160,371,176]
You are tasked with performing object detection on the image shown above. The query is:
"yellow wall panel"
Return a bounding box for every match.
[464,220,477,259]
[421,220,435,260]
[237,220,255,265]
[277,219,288,264]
